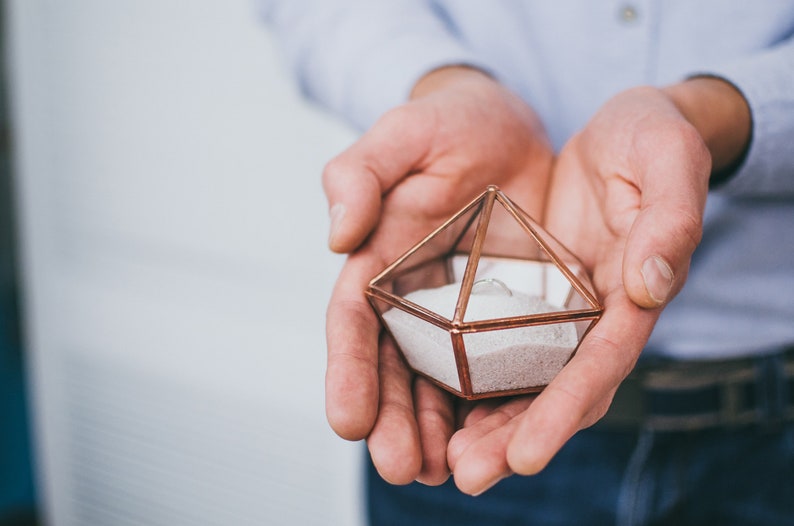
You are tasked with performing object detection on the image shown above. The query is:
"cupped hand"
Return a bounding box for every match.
[446,85,717,495]
[323,66,554,485]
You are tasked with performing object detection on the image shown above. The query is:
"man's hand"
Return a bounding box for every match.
[323,66,554,485]
[446,80,750,495]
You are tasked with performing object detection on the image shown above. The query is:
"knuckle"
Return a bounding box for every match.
[321,155,348,189]
[677,208,704,251]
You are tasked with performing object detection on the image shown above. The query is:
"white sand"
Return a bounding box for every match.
[382,282,578,394]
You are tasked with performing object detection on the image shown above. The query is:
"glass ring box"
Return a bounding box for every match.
[366,185,603,400]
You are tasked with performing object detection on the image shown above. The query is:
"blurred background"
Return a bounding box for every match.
[3,0,363,524]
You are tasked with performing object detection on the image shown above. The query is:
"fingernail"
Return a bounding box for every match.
[471,475,504,497]
[641,255,673,305]
[328,203,345,246]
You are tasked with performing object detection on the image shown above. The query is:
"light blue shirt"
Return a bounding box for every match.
[263,1,794,360]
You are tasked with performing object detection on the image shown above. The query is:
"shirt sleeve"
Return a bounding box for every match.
[695,36,794,196]
[259,0,489,131]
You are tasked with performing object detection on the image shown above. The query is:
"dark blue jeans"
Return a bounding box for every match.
[367,422,794,526]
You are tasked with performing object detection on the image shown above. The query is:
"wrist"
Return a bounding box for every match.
[662,77,752,175]
[410,65,494,100]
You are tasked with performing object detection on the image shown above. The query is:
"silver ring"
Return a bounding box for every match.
[471,278,513,297]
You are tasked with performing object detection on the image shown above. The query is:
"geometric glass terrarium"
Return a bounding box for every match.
[366,185,603,400]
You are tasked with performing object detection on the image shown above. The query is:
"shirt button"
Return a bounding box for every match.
[619,4,639,23]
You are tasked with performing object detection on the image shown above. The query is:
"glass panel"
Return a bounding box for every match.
[371,201,482,318]
[388,258,454,300]
[463,321,579,394]
[463,268,559,322]
[470,257,547,297]
[456,193,599,318]
[380,305,460,392]
[513,206,599,309]
[372,201,480,288]
[573,317,599,341]
[367,294,397,318]
[478,194,544,261]
[387,280,463,321]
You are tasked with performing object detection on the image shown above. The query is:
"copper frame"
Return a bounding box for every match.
[366,185,603,400]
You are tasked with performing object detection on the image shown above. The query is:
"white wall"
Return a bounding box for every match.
[8,1,363,524]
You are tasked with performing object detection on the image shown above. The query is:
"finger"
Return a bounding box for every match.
[506,294,658,475]
[325,251,384,440]
[414,378,455,486]
[366,337,423,485]
[449,414,523,496]
[622,122,710,308]
[323,104,435,253]
[447,396,533,471]
[460,398,505,428]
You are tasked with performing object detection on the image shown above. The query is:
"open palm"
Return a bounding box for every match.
[445,87,712,495]
[322,67,554,485]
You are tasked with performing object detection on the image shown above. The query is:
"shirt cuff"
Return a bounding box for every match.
[693,39,794,195]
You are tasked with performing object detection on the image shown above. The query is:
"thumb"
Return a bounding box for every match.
[622,209,699,309]
[322,104,435,253]
[622,128,710,308]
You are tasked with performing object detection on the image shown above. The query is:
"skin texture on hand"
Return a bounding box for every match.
[324,71,752,495]
[323,66,554,485]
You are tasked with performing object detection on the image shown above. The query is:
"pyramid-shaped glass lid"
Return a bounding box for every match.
[367,186,602,328]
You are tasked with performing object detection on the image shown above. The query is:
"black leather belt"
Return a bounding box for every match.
[598,347,794,431]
